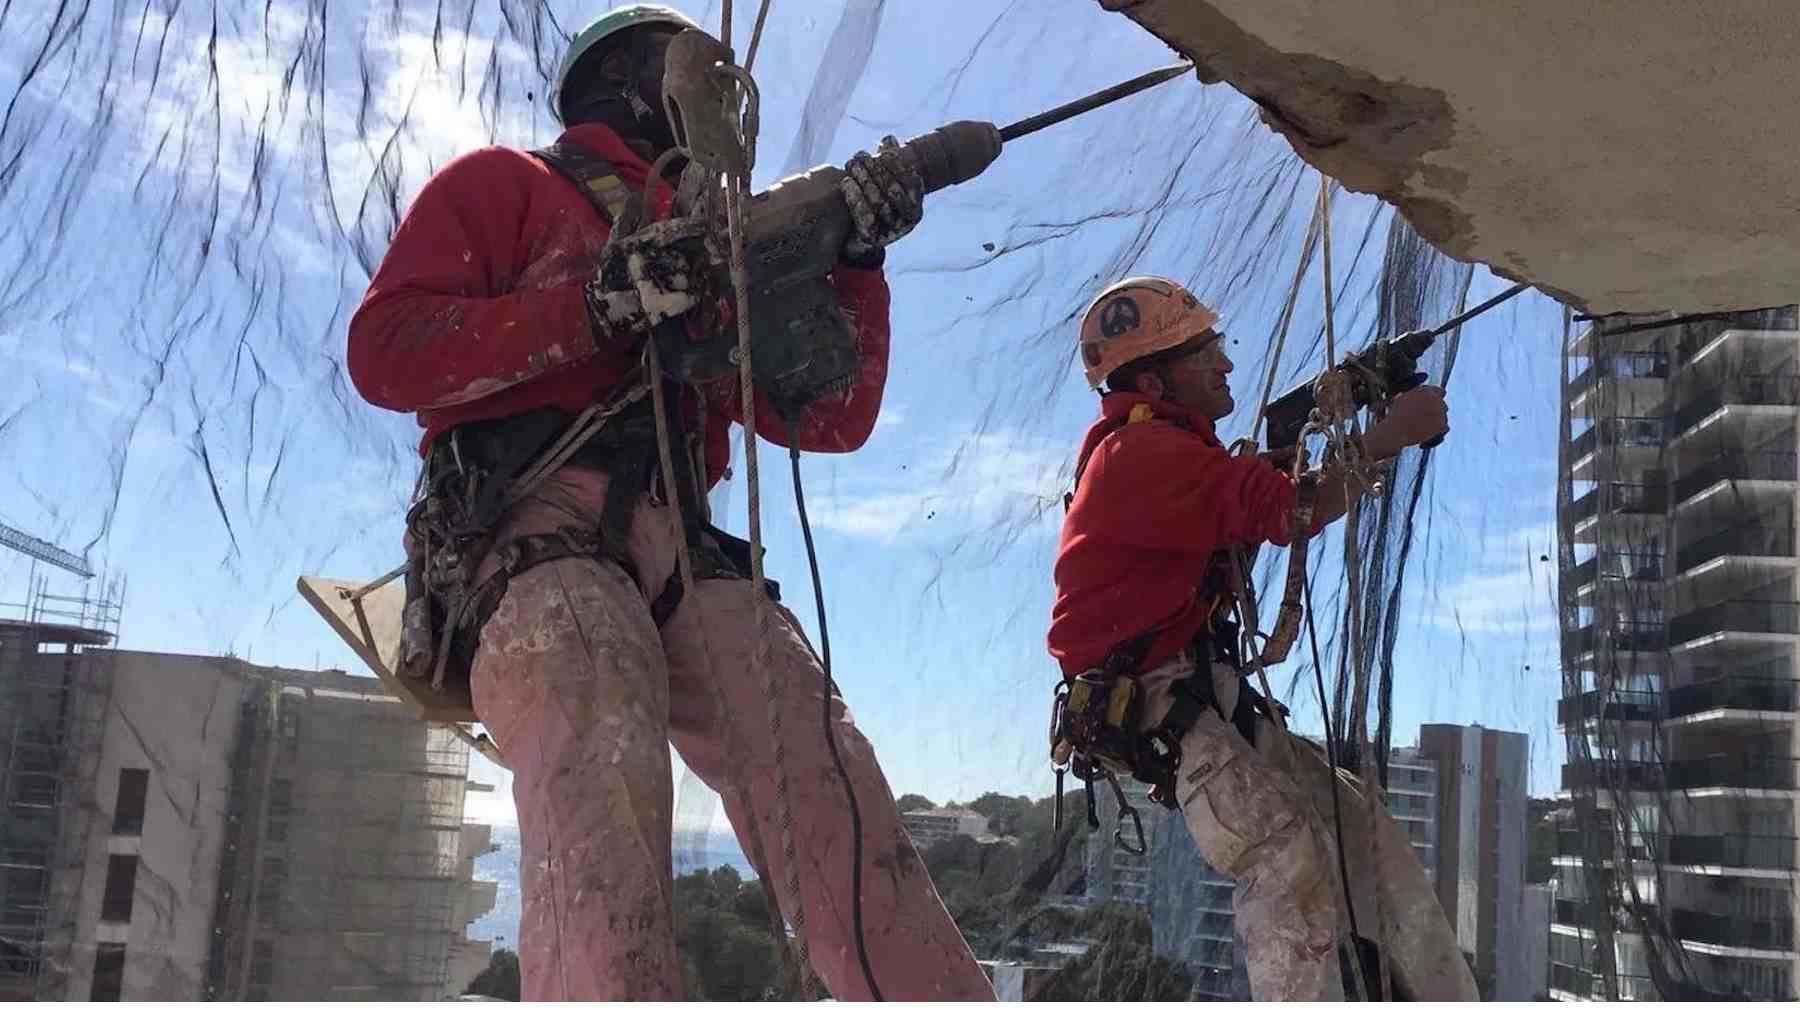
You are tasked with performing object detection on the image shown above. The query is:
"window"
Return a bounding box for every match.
[248,939,274,998]
[90,943,125,1001]
[267,779,293,844]
[112,769,148,836]
[258,857,287,925]
[99,855,138,923]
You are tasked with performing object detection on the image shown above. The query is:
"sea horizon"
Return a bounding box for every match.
[467,824,757,946]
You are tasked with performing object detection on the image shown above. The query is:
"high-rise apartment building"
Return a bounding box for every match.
[1418,723,1530,999]
[1554,309,1800,1001]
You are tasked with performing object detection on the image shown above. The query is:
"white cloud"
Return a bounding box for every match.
[1424,522,1560,636]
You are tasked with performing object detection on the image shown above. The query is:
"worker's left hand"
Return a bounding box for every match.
[1365,385,1449,458]
[840,136,925,266]
[627,217,715,327]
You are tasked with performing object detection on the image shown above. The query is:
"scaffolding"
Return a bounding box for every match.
[0,578,123,1000]
[203,672,475,1001]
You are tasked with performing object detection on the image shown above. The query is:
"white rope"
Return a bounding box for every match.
[713,34,814,996]
[1231,171,1376,1001]
[1246,196,1323,449]
[1318,172,1390,1000]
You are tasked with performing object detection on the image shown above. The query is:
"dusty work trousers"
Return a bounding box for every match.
[1140,655,1478,1002]
[466,465,994,1001]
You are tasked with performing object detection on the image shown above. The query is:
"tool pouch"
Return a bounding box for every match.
[1050,669,1143,782]
[398,453,497,703]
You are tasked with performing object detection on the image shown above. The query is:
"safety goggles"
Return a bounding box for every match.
[1159,330,1227,364]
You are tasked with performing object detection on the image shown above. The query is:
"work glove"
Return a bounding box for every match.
[584,216,713,337]
[839,136,925,268]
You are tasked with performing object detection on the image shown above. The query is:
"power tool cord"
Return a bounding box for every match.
[789,439,884,1001]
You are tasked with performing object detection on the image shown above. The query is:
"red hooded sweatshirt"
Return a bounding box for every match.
[1048,393,1299,677]
[346,122,889,483]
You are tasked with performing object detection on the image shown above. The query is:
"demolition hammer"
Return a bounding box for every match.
[1262,282,1531,451]
[661,62,1195,411]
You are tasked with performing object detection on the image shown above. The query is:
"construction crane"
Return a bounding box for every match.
[0,521,94,579]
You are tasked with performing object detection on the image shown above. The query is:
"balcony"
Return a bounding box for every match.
[1674,522,1795,571]
[1574,551,1665,589]
[1550,962,1658,1001]
[1555,828,1659,863]
[1670,374,1800,435]
[1665,674,1798,719]
[1572,483,1667,524]
[1562,759,1661,792]
[1570,556,1597,588]
[1556,829,1800,871]
[1570,353,1670,393]
[1670,907,1795,951]
[1576,618,1670,658]
[1559,688,1660,724]
[1664,833,1798,871]
[1569,417,1667,461]
[1552,898,1613,930]
[1566,619,1666,656]
[1667,599,1800,646]
[1665,752,1800,792]
[1674,450,1798,503]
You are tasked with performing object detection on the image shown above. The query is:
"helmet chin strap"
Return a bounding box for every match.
[622,79,656,125]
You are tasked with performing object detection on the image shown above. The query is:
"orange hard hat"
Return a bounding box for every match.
[1077,276,1221,389]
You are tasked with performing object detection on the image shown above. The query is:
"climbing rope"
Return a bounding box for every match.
[1231,174,1383,1001]
[715,4,883,1000]
[712,14,816,1001]
[1318,174,1394,1002]
[717,61,820,999]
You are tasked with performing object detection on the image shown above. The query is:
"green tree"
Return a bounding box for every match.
[672,866,784,1000]
[464,948,520,1001]
[920,789,1098,964]
[1526,797,1559,883]
[895,793,934,813]
[967,792,1032,835]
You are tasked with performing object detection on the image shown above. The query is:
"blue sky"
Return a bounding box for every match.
[0,0,1567,831]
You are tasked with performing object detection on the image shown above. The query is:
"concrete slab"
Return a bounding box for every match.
[1104,1,1800,313]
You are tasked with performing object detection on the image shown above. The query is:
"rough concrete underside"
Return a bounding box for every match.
[1107,1,1800,313]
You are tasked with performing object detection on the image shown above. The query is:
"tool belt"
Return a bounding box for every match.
[1048,613,1288,853]
[396,392,780,701]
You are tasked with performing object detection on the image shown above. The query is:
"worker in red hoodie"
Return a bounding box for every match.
[347,5,992,1001]
[1048,276,1477,1001]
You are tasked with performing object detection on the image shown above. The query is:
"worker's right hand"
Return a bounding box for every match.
[1364,385,1449,458]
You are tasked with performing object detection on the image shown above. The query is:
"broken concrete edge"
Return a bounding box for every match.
[1100,0,1590,313]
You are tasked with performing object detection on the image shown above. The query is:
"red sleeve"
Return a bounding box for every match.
[346,147,606,412]
[712,266,891,452]
[1081,423,1299,551]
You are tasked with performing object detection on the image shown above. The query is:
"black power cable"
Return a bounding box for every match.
[1304,573,1370,1001]
[787,441,883,1001]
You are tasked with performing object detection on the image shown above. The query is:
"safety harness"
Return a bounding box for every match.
[396,140,777,704]
[1048,403,1287,854]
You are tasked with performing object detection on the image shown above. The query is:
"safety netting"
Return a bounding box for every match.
[1,0,1789,1002]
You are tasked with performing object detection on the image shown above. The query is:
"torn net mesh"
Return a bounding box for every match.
[0,0,1790,1001]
